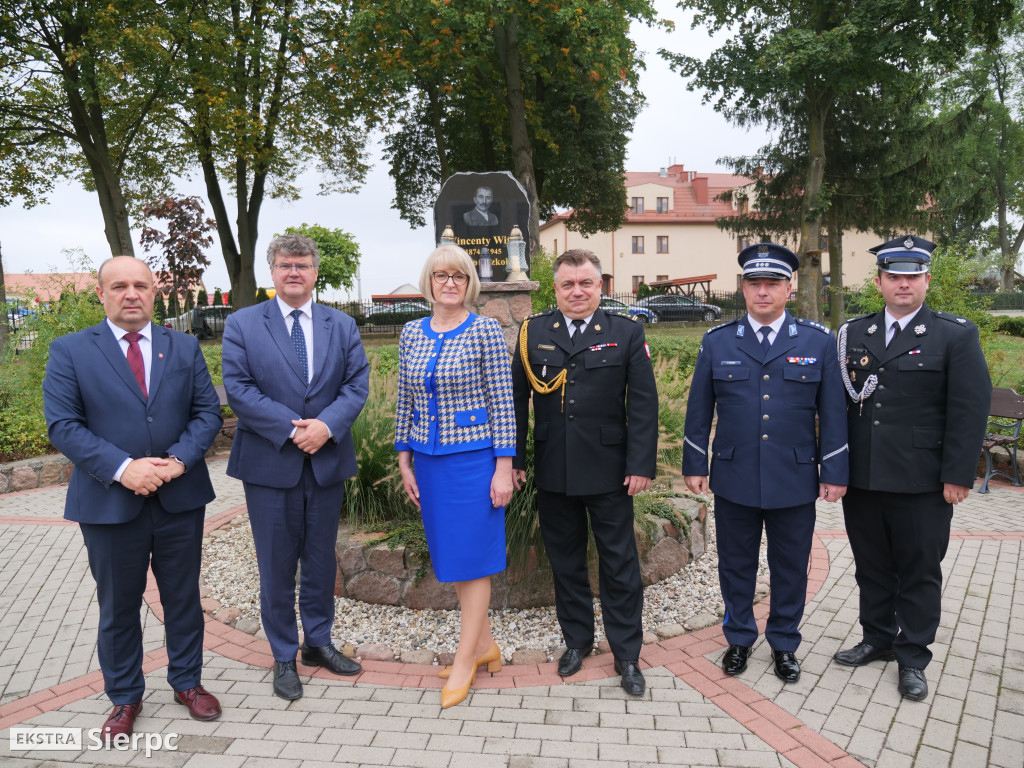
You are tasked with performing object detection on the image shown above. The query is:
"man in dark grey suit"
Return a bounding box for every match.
[222,234,369,699]
[463,186,499,226]
[834,235,991,702]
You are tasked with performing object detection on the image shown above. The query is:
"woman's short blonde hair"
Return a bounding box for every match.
[418,244,481,306]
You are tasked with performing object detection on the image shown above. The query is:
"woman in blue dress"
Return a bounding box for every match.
[395,244,518,708]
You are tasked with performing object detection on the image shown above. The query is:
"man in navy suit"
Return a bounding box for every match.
[682,243,848,683]
[222,234,369,700]
[43,256,223,739]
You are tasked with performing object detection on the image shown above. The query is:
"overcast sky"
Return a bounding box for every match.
[0,1,769,301]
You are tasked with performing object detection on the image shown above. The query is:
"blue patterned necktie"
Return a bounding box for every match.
[759,328,772,354]
[290,309,308,383]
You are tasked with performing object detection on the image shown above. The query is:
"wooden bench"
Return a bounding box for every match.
[978,387,1024,494]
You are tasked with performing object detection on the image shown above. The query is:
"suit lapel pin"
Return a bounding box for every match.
[553,321,560,329]
[914,324,926,335]
[867,324,877,334]
[594,324,601,332]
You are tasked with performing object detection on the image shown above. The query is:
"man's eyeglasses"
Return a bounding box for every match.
[432,272,469,285]
[273,263,315,272]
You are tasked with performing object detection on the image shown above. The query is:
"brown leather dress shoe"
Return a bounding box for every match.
[174,685,222,721]
[102,702,142,740]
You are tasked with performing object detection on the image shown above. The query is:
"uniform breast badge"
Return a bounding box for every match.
[914,324,926,335]
[867,324,877,335]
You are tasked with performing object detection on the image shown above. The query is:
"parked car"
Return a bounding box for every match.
[364,300,432,322]
[599,296,658,324]
[164,305,232,339]
[633,294,722,322]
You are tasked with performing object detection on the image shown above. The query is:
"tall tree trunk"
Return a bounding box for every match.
[0,244,8,348]
[795,100,827,323]
[493,11,541,255]
[827,218,844,329]
[426,85,450,181]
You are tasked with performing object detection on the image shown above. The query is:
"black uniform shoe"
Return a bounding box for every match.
[772,650,801,683]
[557,645,593,677]
[273,661,303,700]
[721,644,751,676]
[613,660,646,697]
[897,665,928,701]
[833,642,896,667]
[301,641,362,676]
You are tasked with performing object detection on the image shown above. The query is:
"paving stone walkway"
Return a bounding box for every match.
[1,456,1022,768]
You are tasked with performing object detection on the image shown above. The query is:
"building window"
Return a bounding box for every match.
[631,197,644,215]
[656,275,669,282]
[553,238,558,256]
[737,236,752,252]
[631,236,644,254]
[656,197,669,213]
[656,236,669,253]
[632,275,645,292]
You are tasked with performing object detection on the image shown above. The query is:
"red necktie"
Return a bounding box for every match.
[124,332,148,399]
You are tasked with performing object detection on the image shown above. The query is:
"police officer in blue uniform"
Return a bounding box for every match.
[683,243,849,683]
[833,236,991,701]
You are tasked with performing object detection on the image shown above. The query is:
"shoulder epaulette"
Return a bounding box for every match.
[526,308,555,320]
[846,313,874,323]
[933,310,973,328]
[707,318,737,334]
[606,310,636,322]
[795,317,831,333]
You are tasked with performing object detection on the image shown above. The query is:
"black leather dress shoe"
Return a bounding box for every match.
[557,645,593,677]
[614,659,646,696]
[833,642,896,667]
[772,650,801,683]
[301,641,362,676]
[897,665,928,701]
[273,660,303,700]
[721,644,751,676]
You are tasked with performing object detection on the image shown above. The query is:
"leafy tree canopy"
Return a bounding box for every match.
[283,223,361,296]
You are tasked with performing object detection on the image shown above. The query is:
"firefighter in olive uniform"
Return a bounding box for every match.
[683,243,849,684]
[833,235,991,702]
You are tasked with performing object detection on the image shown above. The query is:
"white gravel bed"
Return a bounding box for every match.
[201,508,770,661]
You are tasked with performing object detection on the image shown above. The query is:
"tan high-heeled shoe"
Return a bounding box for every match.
[438,641,502,679]
[440,665,477,709]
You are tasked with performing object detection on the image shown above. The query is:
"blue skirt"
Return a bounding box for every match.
[414,448,507,582]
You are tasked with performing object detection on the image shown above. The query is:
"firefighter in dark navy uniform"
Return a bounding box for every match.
[511,249,658,697]
[833,235,991,702]
[682,243,849,683]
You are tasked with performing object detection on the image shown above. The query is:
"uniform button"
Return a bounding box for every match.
[568,400,575,405]
[801,375,806,380]
[147,416,154,423]
[727,374,733,379]
[873,420,880,426]
[568,415,575,421]
[917,362,924,367]
[762,434,769,440]
[763,374,770,381]
[762,394,769,401]
[569,380,575,386]
[875,402,881,408]
[878,384,885,390]
[762,414,769,421]
[878,367,885,373]
[571,363,577,369]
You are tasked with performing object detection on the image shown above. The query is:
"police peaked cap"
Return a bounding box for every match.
[738,243,799,280]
